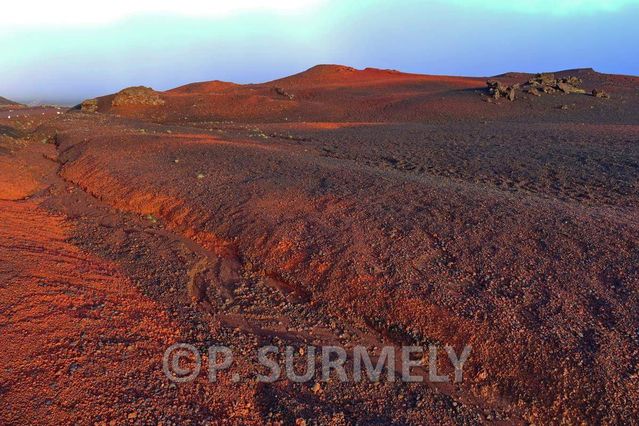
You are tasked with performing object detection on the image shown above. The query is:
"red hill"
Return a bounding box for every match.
[85,64,638,125]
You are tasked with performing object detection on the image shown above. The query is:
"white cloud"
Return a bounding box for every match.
[2,0,327,28]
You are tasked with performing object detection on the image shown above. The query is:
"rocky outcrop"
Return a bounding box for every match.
[523,73,586,95]
[274,87,295,100]
[486,73,608,101]
[80,99,99,113]
[111,86,165,107]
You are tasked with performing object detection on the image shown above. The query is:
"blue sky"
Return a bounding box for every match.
[1,0,638,104]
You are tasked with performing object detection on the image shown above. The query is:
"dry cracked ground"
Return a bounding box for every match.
[1,66,638,424]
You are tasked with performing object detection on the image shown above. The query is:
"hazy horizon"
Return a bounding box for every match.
[2,0,638,105]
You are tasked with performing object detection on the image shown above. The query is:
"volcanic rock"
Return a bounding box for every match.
[274,87,295,100]
[525,87,542,97]
[80,99,99,113]
[592,89,610,98]
[487,81,517,101]
[111,86,165,107]
[531,73,556,86]
[493,72,591,101]
[557,81,585,94]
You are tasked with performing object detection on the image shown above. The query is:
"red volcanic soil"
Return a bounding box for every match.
[0,198,180,424]
[2,66,639,424]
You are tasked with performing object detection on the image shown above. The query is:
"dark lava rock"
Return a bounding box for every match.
[486,81,517,101]
[592,89,610,98]
[275,87,295,100]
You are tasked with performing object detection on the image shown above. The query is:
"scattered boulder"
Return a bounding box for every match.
[592,89,610,99]
[564,76,583,86]
[531,73,557,86]
[111,86,165,107]
[557,81,585,94]
[525,87,542,97]
[486,80,504,94]
[80,99,99,113]
[487,81,518,101]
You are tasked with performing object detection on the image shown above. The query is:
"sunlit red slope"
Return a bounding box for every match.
[90,65,493,122]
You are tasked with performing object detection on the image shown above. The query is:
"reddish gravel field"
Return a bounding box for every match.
[1,66,638,424]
